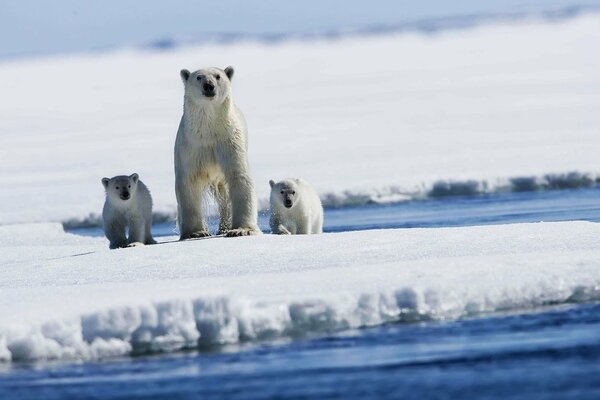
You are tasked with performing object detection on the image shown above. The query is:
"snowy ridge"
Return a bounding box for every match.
[321,171,600,207]
[2,266,600,363]
[2,221,600,363]
[140,5,600,51]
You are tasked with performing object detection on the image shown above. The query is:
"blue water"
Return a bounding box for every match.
[2,303,600,399]
[5,187,600,399]
[71,186,600,238]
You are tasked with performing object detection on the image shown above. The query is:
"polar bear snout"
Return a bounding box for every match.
[202,81,216,97]
[120,191,130,200]
[284,198,293,208]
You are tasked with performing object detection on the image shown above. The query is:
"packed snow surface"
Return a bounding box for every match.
[0,15,599,224]
[1,221,600,362]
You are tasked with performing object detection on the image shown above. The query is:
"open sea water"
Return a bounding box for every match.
[2,187,600,399]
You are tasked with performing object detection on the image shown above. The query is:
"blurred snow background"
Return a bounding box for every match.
[1,0,599,59]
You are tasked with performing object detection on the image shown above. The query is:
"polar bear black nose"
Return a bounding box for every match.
[285,200,292,208]
[122,192,130,199]
[203,82,215,92]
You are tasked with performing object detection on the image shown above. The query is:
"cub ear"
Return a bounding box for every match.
[180,69,190,83]
[101,178,110,188]
[225,66,234,81]
[130,173,139,183]
[269,179,275,188]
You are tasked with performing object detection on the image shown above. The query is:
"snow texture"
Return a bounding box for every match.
[1,221,600,362]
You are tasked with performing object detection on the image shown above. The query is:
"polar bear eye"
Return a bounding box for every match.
[292,191,296,195]
[215,74,220,80]
[128,185,131,189]
[280,190,284,194]
[115,186,119,190]
[196,76,202,81]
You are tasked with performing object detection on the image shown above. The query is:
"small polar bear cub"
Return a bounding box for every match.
[101,173,156,249]
[269,179,323,235]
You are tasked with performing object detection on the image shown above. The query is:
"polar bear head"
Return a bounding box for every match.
[269,179,299,209]
[102,173,139,203]
[180,66,235,104]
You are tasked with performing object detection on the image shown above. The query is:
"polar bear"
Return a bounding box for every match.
[269,179,323,235]
[175,66,261,239]
[101,173,156,249]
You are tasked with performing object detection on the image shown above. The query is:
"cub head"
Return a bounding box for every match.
[269,179,299,209]
[180,66,234,104]
[101,173,139,202]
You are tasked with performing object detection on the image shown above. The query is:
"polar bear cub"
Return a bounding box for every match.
[101,173,156,249]
[269,179,323,235]
[175,66,261,239]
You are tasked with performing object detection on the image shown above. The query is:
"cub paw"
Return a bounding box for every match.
[127,242,145,248]
[277,225,292,235]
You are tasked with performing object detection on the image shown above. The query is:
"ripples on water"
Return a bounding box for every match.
[2,303,600,399]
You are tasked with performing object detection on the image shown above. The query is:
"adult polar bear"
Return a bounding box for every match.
[175,66,261,239]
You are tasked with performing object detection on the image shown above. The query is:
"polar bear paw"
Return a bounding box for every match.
[127,242,145,248]
[277,225,292,235]
[180,231,211,240]
[226,227,261,237]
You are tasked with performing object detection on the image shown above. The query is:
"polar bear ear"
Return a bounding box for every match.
[101,178,110,188]
[225,66,234,81]
[269,179,275,188]
[180,69,190,83]
[129,173,139,183]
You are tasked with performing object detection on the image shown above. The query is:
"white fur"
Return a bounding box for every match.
[175,66,260,239]
[269,178,323,235]
[101,174,156,249]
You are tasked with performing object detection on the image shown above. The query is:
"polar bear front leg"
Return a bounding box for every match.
[269,213,291,235]
[226,172,261,237]
[127,216,147,247]
[176,175,210,240]
[218,154,260,237]
[214,180,232,235]
[104,217,128,249]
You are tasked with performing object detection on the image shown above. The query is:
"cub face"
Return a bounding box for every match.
[102,173,139,202]
[269,179,298,209]
[180,66,235,104]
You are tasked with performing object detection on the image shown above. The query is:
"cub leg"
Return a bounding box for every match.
[104,217,127,249]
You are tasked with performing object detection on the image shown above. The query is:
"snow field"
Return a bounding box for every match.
[1,221,600,362]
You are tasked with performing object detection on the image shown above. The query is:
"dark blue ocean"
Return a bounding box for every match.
[2,187,600,399]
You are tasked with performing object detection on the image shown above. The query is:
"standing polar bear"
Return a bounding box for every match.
[175,66,261,239]
[269,179,323,235]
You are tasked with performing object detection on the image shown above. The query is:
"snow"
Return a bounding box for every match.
[1,221,600,362]
[1,14,600,363]
[0,14,600,225]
